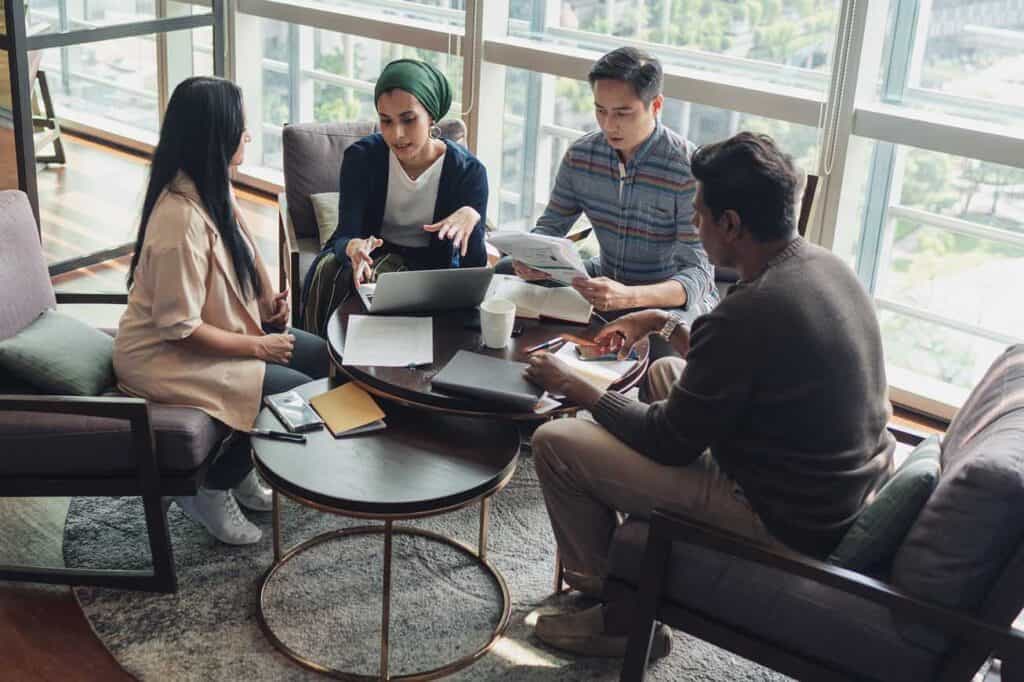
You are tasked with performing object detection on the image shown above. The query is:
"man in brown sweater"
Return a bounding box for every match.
[524,132,894,661]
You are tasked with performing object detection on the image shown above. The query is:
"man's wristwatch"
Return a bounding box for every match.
[657,312,685,342]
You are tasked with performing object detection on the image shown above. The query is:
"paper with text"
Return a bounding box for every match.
[489,232,590,285]
[342,315,433,367]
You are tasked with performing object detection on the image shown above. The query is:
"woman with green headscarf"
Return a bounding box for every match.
[302,58,489,335]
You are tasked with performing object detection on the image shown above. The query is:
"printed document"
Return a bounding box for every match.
[488,232,590,285]
[342,315,433,367]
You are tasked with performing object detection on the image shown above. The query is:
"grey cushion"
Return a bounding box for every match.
[310,192,340,249]
[0,402,229,476]
[0,310,114,396]
[891,409,1024,618]
[608,520,940,682]
[829,435,941,572]
[0,191,56,341]
[890,346,1024,649]
[942,344,1024,467]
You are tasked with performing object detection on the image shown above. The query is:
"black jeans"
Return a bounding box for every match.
[204,327,330,489]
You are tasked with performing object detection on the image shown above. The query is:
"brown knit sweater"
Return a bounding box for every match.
[592,237,894,557]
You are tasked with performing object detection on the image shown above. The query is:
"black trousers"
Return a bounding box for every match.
[204,327,330,489]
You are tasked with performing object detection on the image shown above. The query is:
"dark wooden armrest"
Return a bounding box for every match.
[0,393,147,420]
[55,292,129,305]
[278,193,302,323]
[887,422,929,446]
[647,508,1024,660]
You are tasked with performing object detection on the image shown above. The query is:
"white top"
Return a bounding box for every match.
[381,148,446,248]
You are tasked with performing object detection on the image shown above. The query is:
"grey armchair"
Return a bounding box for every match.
[615,343,1024,681]
[0,190,229,593]
[277,119,467,324]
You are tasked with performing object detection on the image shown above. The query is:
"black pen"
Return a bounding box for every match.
[250,429,307,444]
[525,337,566,354]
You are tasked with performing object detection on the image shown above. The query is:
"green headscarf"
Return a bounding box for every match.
[373,59,452,122]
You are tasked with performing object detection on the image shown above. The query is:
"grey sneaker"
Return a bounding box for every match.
[233,470,273,512]
[534,604,672,660]
[176,488,262,545]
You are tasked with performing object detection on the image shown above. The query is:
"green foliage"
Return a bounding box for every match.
[901,151,958,213]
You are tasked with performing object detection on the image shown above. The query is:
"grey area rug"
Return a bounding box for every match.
[64,456,791,681]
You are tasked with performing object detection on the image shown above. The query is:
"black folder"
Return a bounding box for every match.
[431,350,544,410]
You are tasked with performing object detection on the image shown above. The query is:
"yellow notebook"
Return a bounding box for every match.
[309,383,387,437]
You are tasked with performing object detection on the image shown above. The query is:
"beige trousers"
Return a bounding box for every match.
[532,357,782,585]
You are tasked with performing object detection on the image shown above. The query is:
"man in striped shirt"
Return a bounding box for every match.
[510,47,718,323]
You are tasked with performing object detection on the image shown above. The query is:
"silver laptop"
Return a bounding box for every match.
[357,267,495,314]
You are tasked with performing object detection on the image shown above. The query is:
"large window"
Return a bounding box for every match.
[15,0,1024,416]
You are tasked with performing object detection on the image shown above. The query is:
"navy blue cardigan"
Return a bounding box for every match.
[323,133,489,269]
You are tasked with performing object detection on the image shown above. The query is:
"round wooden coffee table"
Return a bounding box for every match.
[326,296,650,418]
[251,379,520,680]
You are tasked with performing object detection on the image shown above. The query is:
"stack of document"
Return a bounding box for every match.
[486,275,592,324]
[488,232,590,285]
[309,382,387,437]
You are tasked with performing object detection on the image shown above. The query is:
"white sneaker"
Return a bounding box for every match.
[175,488,262,545]
[233,470,273,512]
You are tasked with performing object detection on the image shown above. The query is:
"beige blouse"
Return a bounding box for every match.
[114,173,276,431]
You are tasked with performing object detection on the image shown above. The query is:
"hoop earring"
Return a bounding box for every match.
[429,124,442,139]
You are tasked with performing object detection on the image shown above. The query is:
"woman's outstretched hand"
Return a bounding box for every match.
[346,237,384,286]
[424,206,480,257]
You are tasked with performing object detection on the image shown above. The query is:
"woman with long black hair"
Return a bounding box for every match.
[114,76,328,545]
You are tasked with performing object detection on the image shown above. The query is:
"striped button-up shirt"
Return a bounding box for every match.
[533,122,718,314]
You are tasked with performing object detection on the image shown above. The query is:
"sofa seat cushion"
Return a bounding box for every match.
[0,310,115,396]
[829,435,941,572]
[608,520,940,682]
[0,403,229,477]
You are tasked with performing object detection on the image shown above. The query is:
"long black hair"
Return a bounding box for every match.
[127,76,261,300]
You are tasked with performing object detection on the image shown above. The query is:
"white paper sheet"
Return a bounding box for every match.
[342,315,433,367]
[488,232,590,285]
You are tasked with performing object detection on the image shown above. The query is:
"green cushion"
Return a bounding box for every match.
[0,310,114,396]
[310,192,340,250]
[829,435,942,572]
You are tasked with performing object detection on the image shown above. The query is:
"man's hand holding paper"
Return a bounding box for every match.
[489,232,590,285]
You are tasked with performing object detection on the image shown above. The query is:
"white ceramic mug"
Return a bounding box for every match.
[480,298,517,349]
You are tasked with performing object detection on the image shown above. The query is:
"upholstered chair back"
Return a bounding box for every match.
[282,119,467,241]
[0,191,55,341]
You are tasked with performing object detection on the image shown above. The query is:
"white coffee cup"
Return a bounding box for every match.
[480,298,517,349]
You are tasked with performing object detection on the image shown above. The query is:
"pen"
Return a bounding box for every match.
[250,429,307,444]
[525,337,566,353]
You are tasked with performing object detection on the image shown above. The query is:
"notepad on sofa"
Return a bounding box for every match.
[431,350,544,410]
[486,274,592,324]
[309,382,387,437]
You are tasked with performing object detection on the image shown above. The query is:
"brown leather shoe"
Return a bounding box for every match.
[564,571,604,598]
[534,604,672,660]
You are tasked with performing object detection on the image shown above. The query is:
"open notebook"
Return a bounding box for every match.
[486,275,592,324]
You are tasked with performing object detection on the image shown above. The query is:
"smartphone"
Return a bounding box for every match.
[574,345,619,362]
[264,390,325,433]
